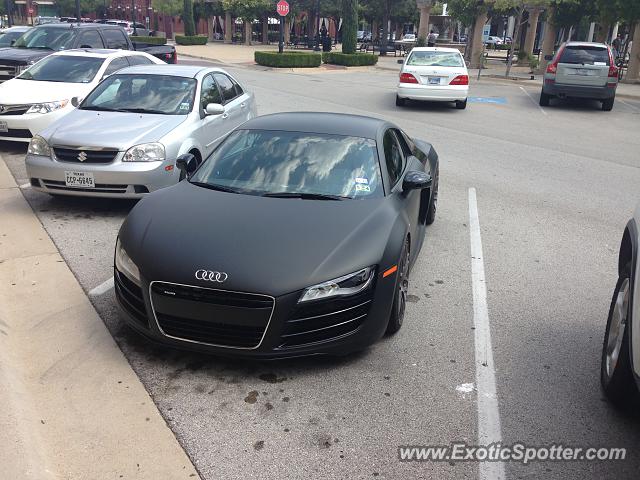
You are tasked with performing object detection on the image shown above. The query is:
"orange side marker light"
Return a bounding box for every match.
[383,265,398,278]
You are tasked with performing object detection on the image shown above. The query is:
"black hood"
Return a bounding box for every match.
[120,181,397,297]
[0,47,52,65]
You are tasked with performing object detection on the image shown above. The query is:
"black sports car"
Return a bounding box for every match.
[115,112,439,358]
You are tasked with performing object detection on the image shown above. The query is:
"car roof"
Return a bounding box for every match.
[32,23,122,29]
[565,41,609,49]
[410,46,463,53]
[50,48,148,58]
[3,26,31,32]
[241,112,391,139]
[114,64,213,78]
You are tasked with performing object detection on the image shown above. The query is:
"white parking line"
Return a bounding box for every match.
[619,99,640,113]
[19,183,30,189]
[519,86,548,116]
[89,277,114,296]
[468,188,506,480]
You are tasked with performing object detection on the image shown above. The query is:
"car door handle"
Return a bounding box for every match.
[222,113,229,119]
[240,103,246,108]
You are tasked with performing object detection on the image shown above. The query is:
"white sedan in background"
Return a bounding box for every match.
[396,47,469,109]
[0,49,163,142]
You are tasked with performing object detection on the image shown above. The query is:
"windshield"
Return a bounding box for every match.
[191,129,383,199]
[559,45,610,66]
[18,55,104,83]
[0,31,26,47]
[407,50,464,67]
[80,74,197,115]
[13,27,75,50]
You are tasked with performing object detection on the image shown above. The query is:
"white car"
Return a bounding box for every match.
[485,36,503,45]
[396,47,469,109]
[601,206,640,407]
[0,49,163,142]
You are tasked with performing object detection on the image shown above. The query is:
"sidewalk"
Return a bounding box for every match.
[0,157,199,478]
[176,42,640,100]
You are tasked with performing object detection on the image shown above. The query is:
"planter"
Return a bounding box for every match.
[254,51,322,68]
[175,35,208,46]
[322,52,378,66]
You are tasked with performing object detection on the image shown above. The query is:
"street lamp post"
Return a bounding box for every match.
[313,0,320,51]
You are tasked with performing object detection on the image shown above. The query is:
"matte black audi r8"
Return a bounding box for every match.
[114,112,439,357]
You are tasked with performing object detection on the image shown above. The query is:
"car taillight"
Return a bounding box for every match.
[546,63,557,74]
[608,65,618,78]
[450,75,469,85]
[399,72,418,84]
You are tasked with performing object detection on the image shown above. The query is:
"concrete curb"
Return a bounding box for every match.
[0,157,200,479]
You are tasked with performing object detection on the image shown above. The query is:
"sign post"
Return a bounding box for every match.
[276,0,289,54]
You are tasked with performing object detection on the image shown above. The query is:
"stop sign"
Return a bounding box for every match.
[276,0,289,16]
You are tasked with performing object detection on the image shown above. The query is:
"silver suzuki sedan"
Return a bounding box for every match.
[25,65,256,198]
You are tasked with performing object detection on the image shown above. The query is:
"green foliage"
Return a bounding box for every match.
[416,36,426,47]
[130,36,167,45]
[254,51,322,67]
[183,0,196,36]
[322,52,378,65]
[447,0,482,26]
[175,35,208,45]
[153,0,182,16]
[221,0,272,20]
[342,0,358,54]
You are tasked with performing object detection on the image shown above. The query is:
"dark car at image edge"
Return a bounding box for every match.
[114,112,440,358]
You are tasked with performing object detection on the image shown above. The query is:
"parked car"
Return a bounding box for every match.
[0,26,31,48]
[601,206,640,407]
[26,65,256,198]
[0,23,176,83]
[484,36,503,46]
[540,41,618,111]
[114,112,439,357]
[33,16,59,26]
[0,49,163,142]
[396,47,469,109]
[402,34,416,42]
[106,20,151,37]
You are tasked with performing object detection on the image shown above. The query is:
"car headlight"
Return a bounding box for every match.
[298,266,376,303]
[115,238,141,285]
[27,135,51,157]
[123,142,165,162]
[26,100,69,114]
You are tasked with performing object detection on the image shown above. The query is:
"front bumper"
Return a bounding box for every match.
[0,108,71,143]
[26,152,180,198]
[397,83,468,102]
[114,267,397,358]
[543,81,616,100]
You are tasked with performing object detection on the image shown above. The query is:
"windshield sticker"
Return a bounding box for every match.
[355,184,371,193]
[355,177,368,184]
[179,102,190,111]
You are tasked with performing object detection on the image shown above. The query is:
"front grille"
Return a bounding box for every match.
[0,104,30,115]
[0,128,31,138]
[114,268,148,328]
[0,65,17,82]
[53,147,119,164]
[279,289,373,348]
[150,282,274,348]
[40,179,129,194]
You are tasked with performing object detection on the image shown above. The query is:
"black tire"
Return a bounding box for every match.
[425,165,439,226]
[386,240,410,335]
[602,96,615,112]
[601,268,638,407]
[396,95,406,107]
[455,99,467,110]
[539,90,550,106]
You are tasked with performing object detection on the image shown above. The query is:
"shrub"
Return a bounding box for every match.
[254,51,321,68]
[175,35,208,46]
[130,36,166,45]
[416,36,427,47]
[322,52,378,66]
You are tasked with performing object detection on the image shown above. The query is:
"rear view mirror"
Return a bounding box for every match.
[402,170,432,192]
[71,96,81,107]
[205,103,225,116]
[544,54,553,61]
[176,153,198,179]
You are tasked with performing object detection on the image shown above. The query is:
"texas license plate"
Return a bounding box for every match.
[0,121,7,133]
[65,171,94,188]
[427,76,441,85]
[575,68,594,75]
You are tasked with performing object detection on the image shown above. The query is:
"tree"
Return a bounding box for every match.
[154,0,182,16]
[222,0,271,44]
[342,0,358,53]
[183,0,196,36]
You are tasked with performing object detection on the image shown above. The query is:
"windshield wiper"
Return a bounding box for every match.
[262,192,349,200]
[189,181,245,194]
[121,108,168,115]
[79,106,127,112]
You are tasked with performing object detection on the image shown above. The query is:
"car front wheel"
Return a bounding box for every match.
[386,240,410,335]
[601,268,638,407]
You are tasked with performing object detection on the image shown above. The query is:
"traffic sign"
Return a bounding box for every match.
[276,0,289,17]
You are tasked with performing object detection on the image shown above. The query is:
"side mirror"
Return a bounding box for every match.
[544,54,553,61]
[402,170,432,192]
[205,103,225,116]
[71,96,81,107]
[10,39,15,46]
[397,59,403,64]
[176,153,198,179]
[465,60,470,67]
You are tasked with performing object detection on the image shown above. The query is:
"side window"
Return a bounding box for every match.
[103,57,129,77]
[127,55,153,66]
[200,74,223,110]
[78,30,104,48]
[103,29,129,49]
[213,73,237,103]
[393,129,413,158]
[383,130,405,186]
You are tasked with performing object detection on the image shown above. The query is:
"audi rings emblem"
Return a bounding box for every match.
[195,269,228,283]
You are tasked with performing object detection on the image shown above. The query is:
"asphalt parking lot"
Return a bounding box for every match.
[4,57,640,479]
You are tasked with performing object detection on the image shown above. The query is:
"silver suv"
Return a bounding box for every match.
[540,42,618,111]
